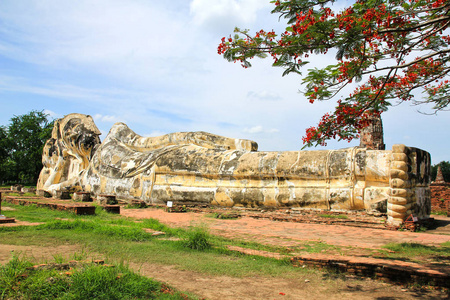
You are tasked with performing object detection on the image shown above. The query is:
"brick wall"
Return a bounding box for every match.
[430,183,450,216]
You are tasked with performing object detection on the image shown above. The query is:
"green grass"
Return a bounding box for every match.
[5,192,38,197]
[369,242,450,265]
[431,211,448,216]
[317,214,349,219]
[3,201,450,298]
[181,226,211,250]
[206,212,240,219]
[3,203,450,270]
[382,242,450,256]
[0,203,316,279]
[0,254,191,300]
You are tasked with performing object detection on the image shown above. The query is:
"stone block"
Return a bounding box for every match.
[21,187,36,193]
[102,205,120,214]
[37,189,52,198]
[97,194,118,205]
[72,206,96,215]
[11,184,23,192]
[73,192,92,202]
[52,191,71,200]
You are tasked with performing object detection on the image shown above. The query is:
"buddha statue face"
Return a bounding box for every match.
[56,114,101,159]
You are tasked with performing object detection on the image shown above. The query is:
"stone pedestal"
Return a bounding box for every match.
[102,205,120,214]
[11,184,23,192]
[21,187,36,193]
[73,192,92,202]
[37,190,52,198]
[52,191,71,200]
[97,194,118,205]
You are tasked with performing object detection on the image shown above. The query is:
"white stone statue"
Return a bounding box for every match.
[37,113,431,226]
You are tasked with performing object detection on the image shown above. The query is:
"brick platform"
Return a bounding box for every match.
[291,253,450,288]
[3,197,96,215]
[0,217,15,224]
[224,244,450,288]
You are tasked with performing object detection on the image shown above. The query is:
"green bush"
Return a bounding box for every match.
[0,256,191,300]
[67,264,159,300]
[182,226,211,251]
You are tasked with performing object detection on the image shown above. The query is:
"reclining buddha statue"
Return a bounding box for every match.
[37,113,431,226]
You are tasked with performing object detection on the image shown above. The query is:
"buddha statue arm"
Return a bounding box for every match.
[108,123,258,152]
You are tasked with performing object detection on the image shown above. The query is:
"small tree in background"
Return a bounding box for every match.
[219,0,450,147]
[0,126,11,182]
[0,111,53,184]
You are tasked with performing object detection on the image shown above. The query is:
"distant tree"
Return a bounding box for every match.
[0,126,11,183]
[2,111,53,184]
[219,0,450,147]
[431,161,450,182]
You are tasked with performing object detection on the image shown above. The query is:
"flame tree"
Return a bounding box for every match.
[218,0,450,147]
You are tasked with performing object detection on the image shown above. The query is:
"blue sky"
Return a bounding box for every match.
[0,0,448,163]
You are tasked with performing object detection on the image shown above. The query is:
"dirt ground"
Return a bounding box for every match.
[2,206,449,299]
[121,208,450,249]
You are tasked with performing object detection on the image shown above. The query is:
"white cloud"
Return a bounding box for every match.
[190,0,271,33]
[43,109,61,119]
[143,130,167,137]
[244,125,263,134]
[93,114,122,123]
[0,0,195,87]
[247,90,282,101]
[243,125,279,134]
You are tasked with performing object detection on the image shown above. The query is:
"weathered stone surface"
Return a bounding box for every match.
[72,192,91,202]
[37,189,52,198]
[97,194,118,205]
[37,113,101,194]
[37,114,431,225]
[11,184,23,192]
[102,205,120,214]
[21,187,36,193]
[52,190,71,200]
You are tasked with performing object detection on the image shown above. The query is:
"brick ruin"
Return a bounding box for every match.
[431,166,450,216]
[359,115,385,150]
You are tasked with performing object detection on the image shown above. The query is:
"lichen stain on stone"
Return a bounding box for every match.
[214,188,234,207]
